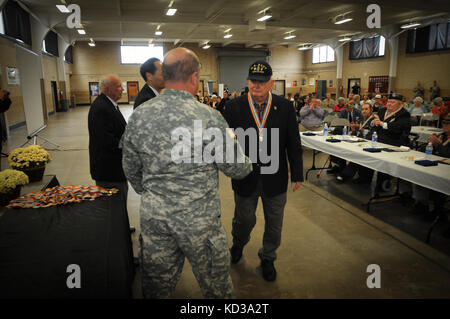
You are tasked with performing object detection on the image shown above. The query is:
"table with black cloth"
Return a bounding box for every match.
[0,191,134,298]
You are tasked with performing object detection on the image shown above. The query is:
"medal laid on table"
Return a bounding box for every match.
[248,92,273,143]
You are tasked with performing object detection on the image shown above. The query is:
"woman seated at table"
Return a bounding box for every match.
[332,97,346,113]
[431,97,449,127]
[408,96,428,125]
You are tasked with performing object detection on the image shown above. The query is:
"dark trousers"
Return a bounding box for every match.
[232,178,287,262]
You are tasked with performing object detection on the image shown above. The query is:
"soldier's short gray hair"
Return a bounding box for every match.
[353,94,360,100]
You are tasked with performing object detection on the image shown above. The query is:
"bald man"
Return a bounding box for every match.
[88,74,128,200]
[122,48,252,298]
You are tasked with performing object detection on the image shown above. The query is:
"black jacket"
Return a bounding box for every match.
[88,93,127,182]
[133,84,157,110]
[216,97,229,114]
[372,107,411,146]
[223,94,303,197]
[0,96,11,113]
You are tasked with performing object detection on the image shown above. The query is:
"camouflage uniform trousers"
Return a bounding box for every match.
[139,214,235,299]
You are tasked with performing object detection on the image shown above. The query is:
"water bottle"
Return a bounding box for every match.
[323,123,328,137]
[371,131,377,148]
[425,142,433,160]
[342,126,347,138]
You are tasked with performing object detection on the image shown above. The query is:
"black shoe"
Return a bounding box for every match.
[130,226,136,234]
[261,259,277,281]
[230,245,243,264]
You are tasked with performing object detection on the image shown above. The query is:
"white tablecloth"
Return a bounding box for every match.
[411,126,443,143]
[301,133,450,195]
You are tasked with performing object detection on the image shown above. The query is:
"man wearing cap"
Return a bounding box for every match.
[371,93,411,194]
[223,60,303,282]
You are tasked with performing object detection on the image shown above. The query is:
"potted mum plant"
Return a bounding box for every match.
[0,169,29,206]
[8,145,52,182]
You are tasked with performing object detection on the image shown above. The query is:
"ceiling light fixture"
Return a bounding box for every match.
[400,22,421,29]
[202,44,211,49]
[284,32,296,40]
[339,36,351,42]
[155,31,162,35]
[56,5,70,13]
[77,29,86,35]
[257,9,272,22]
[224,29,232,39]
[334,13,353,25]
[88,38,95,47]
[166,8,177,16]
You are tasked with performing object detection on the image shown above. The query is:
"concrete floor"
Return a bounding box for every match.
[3,105,450,299]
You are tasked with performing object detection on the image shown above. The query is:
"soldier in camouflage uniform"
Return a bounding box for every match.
[121,48,252,299]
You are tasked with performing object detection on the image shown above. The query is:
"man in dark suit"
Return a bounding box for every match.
[223,61,303,282]
[88,74,128,201]
[133,57,165,110]
[371,93,412,195]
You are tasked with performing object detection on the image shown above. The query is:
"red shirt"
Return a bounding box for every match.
[432,105,449,119]
[333,104,346,112]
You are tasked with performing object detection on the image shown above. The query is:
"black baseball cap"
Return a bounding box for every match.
[388,93,403,101]
[247,60,272,82]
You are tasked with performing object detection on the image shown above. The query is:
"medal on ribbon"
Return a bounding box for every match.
[248,92,272,142]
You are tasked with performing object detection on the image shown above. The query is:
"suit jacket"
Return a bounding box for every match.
[88,93,127,182]
[339,108,362,123]
[372,107,411,146]
[133,84,157,110]
[223,94,303,197]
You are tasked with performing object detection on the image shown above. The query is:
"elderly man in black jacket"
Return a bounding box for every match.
[88,75,128,201]
[371,93,412,195]
[223,60,303,282]
[133,57,165,110]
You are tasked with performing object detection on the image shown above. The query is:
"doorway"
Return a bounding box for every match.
[51,81,59,112]
[347,78,361,96]
[316,80,327,100]
[127,81,139,103]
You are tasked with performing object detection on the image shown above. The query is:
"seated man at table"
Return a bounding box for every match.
[371,93,412,194]
[411,114,450,220]
[331,102,363,182]
[337,103,376,183]
[299,97,324,132]
[321,93,335,109]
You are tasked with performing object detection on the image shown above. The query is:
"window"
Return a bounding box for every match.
[42,31,59,56]
[0,11,4,35]
[407,22,450,53]
[312,46,334,64]
[2,1,32,45]
[120,46,164,64]
[349,36,385,60]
